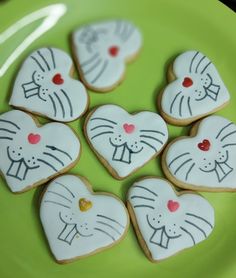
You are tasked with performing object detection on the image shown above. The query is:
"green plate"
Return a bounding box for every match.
[0,0,236,277]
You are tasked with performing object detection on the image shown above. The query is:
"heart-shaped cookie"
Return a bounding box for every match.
[0,110,80,193]
[84,105,168,179]
[72,20,142,92]
[162,115,236,191]
[158,50,230,125]
[10,47,88,122]
[40,175,129,263]
[127,177,214,262]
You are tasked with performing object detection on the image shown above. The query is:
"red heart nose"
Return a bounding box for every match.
[167,200,180,212]
[123,123,135,134]
[198,139,211,151]
[108,46,119,57]
[182,77,193,87]
[52,73,64,85]
[28,133,41,144]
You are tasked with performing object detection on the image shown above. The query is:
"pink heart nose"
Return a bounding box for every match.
[28,133,41,144]
[167,200,180,212]
[123,123,135,134]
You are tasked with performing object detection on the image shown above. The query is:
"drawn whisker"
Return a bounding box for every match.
[170,91,182,114]
[114,20,122,35]
[0,128,16,134]
[96,221,122,235]
[90,117,117,125]
[42,152,65,166]
[186,213,213,228]
[168,152,190,168]
[44,200,71,209]
[94,227,115,241]
[123,26,135,42]
[30,55,45,72]
[187,97,192,116]
[55,181,75,198]
[174,158,193,175]
[37,158,58,172]
[140,140,157,152]
[0,119,21,130]
[216,122,233,139]
[0,136,13,140]
[80,52,99,67]
[83,58,102,75]
[130,195,155,202]
[91,60,109,84]
[61,89,73,117]
[132,185,158,197]
[97,214,125,229]
[220,130,236,142]
[37,50,51,71]
[140,130,165,136]
[46,145,72,160]
[47,190,73,203]
[189,51,199,73]
[140,135,163,145]
[48,47,56,68]
[180,226,195,245]
[49,94,57,117]
[195,55,206,73]
[133,205,155,209]
[179,95,184,117]
[91,131,114,140]
[54,92,65,118]
[184,220,207,238]
[201,61,212,74]
[120,23,128,41]
[90,125,114,131]
[222,143,236,148]
[185,163,195,181]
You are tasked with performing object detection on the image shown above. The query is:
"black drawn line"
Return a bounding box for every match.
[180,226,195,245]
[47,190,73,203]
[43,152,65,166]
[44,200,71,209]
[61,89,73,117]
[81,52,99,67]
[48,47,56,68]
[216,122,233,139]
[37,158,58,172]
[132,185,158,197]
[174,159,193,175]
[0,128,16,134]
[94,227,115,241]
[195,55,206,73]
[30,55,45,72]
[168,152,190,168]
[54,92,65,118]
[189,51,199,73]
[96,221,121,235]
[97,214,125,229]
[123,26,135,42]
[186,213,213,228]
[90,117,117,125]
[37,50,50,71]
[133,205,155,209]
[170,91,182,114]
[185,220,207,238]
[130,195,155,202]
[222,143,236,148]
[90,125,114,131]
[179,95,184,117]
[201,61,212,74]
[185,163,195,181]
[46,145,72,160]
[140,135,163,145]
[49,95,57,117]
[91,60,108,84]
[0,136,13,140]
[83,58,102,75]
[140,130,165,136]
[114,20,122,35]
[220,130,236,142]
[0,119,20,130]
[140,140,157,152]
[55,181,75,198]
[91,131,114,140]
[187,97,192,116]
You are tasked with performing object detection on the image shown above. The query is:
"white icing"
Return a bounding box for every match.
[10,47,88,122]
[40,175,129,262]
[0,110,80,192]
[128,177,214,261]
[85,105,168,178]
[161,50,230,121]
[72,20,142,90]
[165,115,236,189]
[0,4,66,77]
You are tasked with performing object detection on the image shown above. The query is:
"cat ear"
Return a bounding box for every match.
[0,4,66,77]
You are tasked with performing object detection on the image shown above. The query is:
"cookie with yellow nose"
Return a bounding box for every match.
[40,174,129,263]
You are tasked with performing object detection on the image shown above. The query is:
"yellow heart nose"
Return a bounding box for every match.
[79,198,93,212]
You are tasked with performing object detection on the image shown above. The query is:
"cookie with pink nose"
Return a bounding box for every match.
[84,105,168,179]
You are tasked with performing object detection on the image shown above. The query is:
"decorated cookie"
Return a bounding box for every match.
[10,47,88,122]
[40,175,129,263]
[84,105,168,179]
[158,50,230,125]
[162,115,236,191]
[127,177,214,262]
[0,110,80,193]
[72,20,142,92]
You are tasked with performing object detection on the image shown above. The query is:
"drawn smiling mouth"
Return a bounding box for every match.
[109,138,143,164]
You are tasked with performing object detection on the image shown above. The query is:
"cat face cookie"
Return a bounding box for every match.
[0,110,80,193]
[72,20,142,92]
[10,47,88,122]
[158,50,230,125]
[84,105,168,179]
[162,115,236,191]
[40,175,129,263]
[127,177,214,262]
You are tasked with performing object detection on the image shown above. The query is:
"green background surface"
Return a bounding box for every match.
[0,0,236,277]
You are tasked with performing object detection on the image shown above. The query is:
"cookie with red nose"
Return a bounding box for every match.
[157,50,230,126]
[72,20,142,92]
[10,47,88,122]
[127,177,214,262]
[84,104,168,179]
[162,115,236,191]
